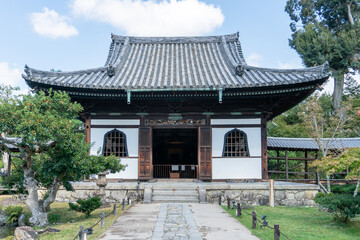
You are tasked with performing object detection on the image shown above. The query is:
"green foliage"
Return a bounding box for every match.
[285,0,360,72]
[285,0,360,108]
[48,213,61,224]
[332,184,357,195]
[315,193,360,222]
[4,206,23,225]
[0,86,125,226]
[0,86,125,191]
[69,197,102,217]
[312,148,360,180]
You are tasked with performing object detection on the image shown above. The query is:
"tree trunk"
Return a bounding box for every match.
[332,74,345,110]
[347,1,355,25]
[354,180,359,197]
[23,168,49,226]
[326,175,331,193]
[2,152,10,175]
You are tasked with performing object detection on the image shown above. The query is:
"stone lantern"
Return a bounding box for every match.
[96,171,110,207]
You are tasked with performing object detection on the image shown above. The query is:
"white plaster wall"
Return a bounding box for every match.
[91,119,140,125]
[211,118,261,125]
[212,158,262,179]
[107,158,138,179]
[212,128,261,157]
[90,126,139,179]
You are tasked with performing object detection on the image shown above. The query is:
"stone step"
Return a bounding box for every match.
[152,195,199,203]
[152,185,199,190]
[152,190,198,196]
[152,199,200,203]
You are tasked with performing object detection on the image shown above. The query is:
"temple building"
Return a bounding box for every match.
[23,33,330,181]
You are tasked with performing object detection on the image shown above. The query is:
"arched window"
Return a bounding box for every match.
[103,129,128,157]
[222,129,249,157]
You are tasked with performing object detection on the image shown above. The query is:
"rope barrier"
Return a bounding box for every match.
[228,203,291,240]
[71,202,128,240]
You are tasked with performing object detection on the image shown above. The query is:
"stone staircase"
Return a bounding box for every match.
[151,184,200,203]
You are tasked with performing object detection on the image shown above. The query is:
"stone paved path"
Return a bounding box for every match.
[98,203,161,240]
[190,204,259,240]
[152,203,202,240]
[99,203,259,240]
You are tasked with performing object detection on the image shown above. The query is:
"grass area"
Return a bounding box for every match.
[36,202,130,240]
[223,205,360,240]
[1,201,130,240]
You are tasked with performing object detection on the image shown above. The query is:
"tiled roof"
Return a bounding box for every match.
[23,33,330,91]
[268,137,360,150]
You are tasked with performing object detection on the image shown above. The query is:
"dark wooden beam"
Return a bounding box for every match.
[261,116,268,180]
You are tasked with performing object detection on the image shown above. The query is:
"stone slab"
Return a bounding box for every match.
[98,203,161,240]
[189,203,259,240]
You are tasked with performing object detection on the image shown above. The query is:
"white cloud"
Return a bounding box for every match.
[277,60,302,69]
[30,7,78,39]
[0,62,29,94]
[246,52,262,67]
[70,0,224,36]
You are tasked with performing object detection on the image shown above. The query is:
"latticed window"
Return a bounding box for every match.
[223,129,249,157]
[103,129,128,157]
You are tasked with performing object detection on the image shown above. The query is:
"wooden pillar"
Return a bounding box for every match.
[315,151,319,184]
[84,115,91,144]
[276,150,280,180]
[7,155,11,176]
[285,150,289,181]
[261,116,268,179]
[304,151,308,179]
[84,115,91,180]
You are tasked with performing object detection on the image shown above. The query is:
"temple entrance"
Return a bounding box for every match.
[152,129,198,178]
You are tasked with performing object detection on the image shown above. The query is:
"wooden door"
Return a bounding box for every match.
[198,127,212,180]
[139,127,152,180]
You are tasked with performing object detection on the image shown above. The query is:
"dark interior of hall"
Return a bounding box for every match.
[153,129,198,178]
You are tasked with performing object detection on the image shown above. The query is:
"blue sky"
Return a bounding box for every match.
[0,0,334,92]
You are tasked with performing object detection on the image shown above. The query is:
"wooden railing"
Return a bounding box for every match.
[153,164,197,178]
[268,150,349,182]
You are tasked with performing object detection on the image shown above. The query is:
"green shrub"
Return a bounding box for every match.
[331,184,356,195]
[4,205,23,225]
[69,196,102,217]
[48,213,61,224]
[315,193,360,222]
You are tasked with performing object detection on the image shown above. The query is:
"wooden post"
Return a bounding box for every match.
[122,199,125,210]
[269,179,275,207]
[236,203,241,217]
[101,212,105,228]
[79,225,85,240]
[305,151,309,179]
[113,203,117,216]
[285,150,289,181]
[7,155,11,176]
[274,224,280,240]
[227,197,230,209]
[252,211,257,229]
[218,195,221,205]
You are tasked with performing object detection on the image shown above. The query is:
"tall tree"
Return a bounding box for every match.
[0,86,125,226]
[298,93,353,192]
[285,0,360,109]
